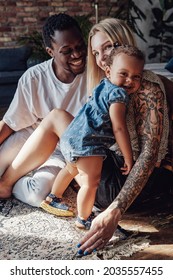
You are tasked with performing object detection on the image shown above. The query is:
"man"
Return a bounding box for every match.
[0,13,87,206]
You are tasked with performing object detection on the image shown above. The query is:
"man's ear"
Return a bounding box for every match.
[46,47,54,58]
[105,65,111,79]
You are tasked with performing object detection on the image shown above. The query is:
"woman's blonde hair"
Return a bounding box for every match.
[87,18,137,94]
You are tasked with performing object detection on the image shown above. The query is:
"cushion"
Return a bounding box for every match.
[145,62,173,80]
[165,57,173,73]
[0,45,32,71]
[0,70,25,84]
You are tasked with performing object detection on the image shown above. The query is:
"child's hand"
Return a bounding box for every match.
[120,158,133,175]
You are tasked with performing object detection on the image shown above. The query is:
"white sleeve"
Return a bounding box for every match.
[3,73,38,131]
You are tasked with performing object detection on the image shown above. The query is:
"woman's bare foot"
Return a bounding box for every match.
[0,180,13,199]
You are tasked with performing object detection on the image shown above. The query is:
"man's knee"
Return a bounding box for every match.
[0,128,32,176]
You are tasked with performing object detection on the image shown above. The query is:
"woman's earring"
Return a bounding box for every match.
[113,42,120,48]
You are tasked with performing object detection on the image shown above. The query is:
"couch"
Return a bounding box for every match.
[0,45,32,108]
[145,62,173,80]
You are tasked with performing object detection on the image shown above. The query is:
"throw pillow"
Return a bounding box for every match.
[0,45,32,71]
[165,57,173,73]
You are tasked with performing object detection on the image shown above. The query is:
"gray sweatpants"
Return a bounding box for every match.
[0,127,66,207]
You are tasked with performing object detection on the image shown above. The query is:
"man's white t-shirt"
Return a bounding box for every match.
[3,58,87,131]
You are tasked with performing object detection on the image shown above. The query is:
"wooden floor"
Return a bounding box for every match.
[120,193,173,260]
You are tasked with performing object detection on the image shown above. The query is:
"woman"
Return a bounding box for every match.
[0,18,172,253]
[77,18,173,255]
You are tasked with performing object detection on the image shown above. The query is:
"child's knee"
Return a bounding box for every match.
[83,173,101,189]
[66,162,78,177]
[91,174,101,187]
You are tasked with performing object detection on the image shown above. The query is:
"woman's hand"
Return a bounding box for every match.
[76,208,121,256]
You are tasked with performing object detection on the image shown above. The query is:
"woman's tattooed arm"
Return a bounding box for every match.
[109,80,164,214]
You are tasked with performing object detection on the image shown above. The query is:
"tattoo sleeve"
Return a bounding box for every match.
[110,80,164,214]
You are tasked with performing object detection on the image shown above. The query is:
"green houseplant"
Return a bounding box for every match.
[17,31,50,67]
[74,14,92,44]
[109,0,173,62]
[149,0,173,62]
[107,0,152,42]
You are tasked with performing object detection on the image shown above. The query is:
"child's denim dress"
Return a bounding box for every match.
[60,78,129,163]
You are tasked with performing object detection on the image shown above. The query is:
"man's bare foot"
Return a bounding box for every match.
[0,181,12,199]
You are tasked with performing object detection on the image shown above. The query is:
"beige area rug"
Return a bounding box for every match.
[0,187,150,260]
